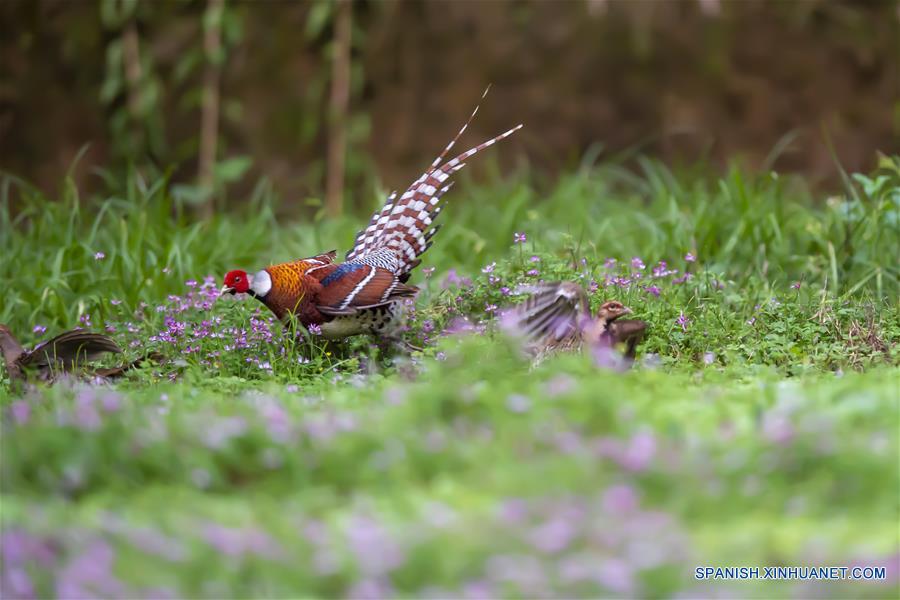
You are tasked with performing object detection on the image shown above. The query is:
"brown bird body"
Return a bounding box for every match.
[0,324,154,384]
[506,282,647,364]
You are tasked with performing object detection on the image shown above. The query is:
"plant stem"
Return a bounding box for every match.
[198,0,224,220]
[325,0,352,219]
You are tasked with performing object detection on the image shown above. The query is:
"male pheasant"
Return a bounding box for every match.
[506,282,647,363]
[221,90,522,340]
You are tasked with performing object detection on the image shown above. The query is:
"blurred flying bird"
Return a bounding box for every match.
[222,88,522,342]
[505,282,647,364]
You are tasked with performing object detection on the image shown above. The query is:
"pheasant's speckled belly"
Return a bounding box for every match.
[320,303,404,340]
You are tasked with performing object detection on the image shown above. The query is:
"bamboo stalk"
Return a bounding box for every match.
[325,0,353,218]
[198,0,224,219]
[121,20,143,119]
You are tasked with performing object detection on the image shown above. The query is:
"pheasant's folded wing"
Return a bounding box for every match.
[28,330,122,369]
[506,282,590,345]
[305,250,337,265]
[346,88,522,282]
[312,263,417,316]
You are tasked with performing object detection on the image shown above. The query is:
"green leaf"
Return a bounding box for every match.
[214,156,253,184]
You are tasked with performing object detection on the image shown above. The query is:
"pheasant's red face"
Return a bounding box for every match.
[597,300,631,322]
[222,270,250,295]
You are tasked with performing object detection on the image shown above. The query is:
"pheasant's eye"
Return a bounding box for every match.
[235,276,242,282]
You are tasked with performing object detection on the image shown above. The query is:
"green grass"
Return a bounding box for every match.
[1,156,899,598]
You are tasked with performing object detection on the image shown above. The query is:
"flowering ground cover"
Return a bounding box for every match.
[2,158,899,598]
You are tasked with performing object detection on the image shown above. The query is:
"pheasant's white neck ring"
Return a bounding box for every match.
[249,270,272,298]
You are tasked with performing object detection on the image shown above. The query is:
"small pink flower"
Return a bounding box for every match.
[481,262,496,274]
[94,251,105,261]
[308,323,322,336]
[684,252,696,262]
[791,281,801,289]
[631,257,645,270]
[32,325,47,335]
[513,232,527,244]
[676,311,690,332]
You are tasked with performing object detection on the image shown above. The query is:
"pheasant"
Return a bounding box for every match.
[1,324,164,385]
[1,324,122,382]
[222,90,522,341]
[505,282,647,364]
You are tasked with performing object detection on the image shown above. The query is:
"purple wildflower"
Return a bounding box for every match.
[528,515,576,554]
[513,232,527,244]
[545,374,575,398]
[308,323,322,336]
[422,266,435,278]
[110,299,122,306]
[185,279,198,288]
[762,411,795,446]
[346,515,406,576]
[529,255,541,263]
[602,483,639,514]
[620,430,657,471]
[79,313,92,328]
[673,272,693,284]
[484,303,497,313]
[94,251,105,261]
[747,317,756,326]
[703,351,716,365]
[442,269,472,289]
[10,401,30,425]
[645,285,661,298]
[631,257,645,270]
[791,281,802,289]
[506,394,531,413]
[676,310,690,332]
[684,252,696,262]
[603,258,617,269]
[32,325,46,335]
[500,286,511,296]
[526,269,540,277]
[481,262,496,274]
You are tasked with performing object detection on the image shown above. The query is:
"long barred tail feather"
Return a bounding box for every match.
[346,87,522,278]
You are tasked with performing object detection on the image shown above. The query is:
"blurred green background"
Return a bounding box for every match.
[2,0,898,217]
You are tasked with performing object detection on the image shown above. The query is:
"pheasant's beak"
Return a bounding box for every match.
[622,307,632,315]
[220,285,235,296]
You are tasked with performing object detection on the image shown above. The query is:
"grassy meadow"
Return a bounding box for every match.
[1,155,899,598]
